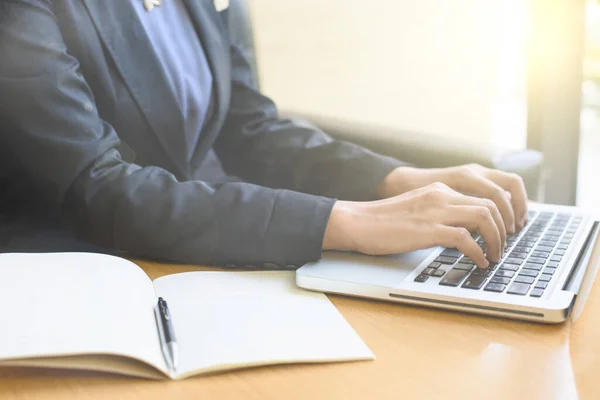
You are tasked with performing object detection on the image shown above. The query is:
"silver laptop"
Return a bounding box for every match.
[296,204,600,323]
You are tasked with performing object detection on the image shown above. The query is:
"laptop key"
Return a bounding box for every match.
[453,262,474,271]
[504,257,524,265]
[494,270,515,278]
[556,244,568,250]
[471,268,494,277]
[521,240,537,247]
[507,282,530,295]
[535,245,554,252]
[528,257,547,265]
[530,288,544,297]
[544,235,561,241]
[414,273,429,283]
[423,267,437,275]
[509,252,528,259]
[544,267,556,275]
[535,281,548,289]
[499,263,520,272]
[490,276,511,284]
[531,251,551,258]
[546,261,559,268]
[484,283,507,293]
[435,256,457,264]
[550,255,563,262]
[554,249,566,256]
[428,262,441,269]
[441,248,462,257]
[462,275,487,289]
[519,269,539,277]
[514,275,535,284]
[522,263,543,271]
[538,273,553,282]
[431,269,446,277]
[514,246,532,253]
[439,269,470,286]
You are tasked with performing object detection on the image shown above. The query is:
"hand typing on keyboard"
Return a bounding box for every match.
[375,164,528,233]
[323,164,528,269]
[323,182,508,269]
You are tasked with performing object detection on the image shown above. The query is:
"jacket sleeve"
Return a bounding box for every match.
[213,42,406,202]
[0,0,335,267]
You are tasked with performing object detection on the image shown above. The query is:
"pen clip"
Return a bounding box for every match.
[158,297,170,320]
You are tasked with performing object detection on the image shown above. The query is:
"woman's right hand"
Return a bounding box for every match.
[322,182,507,269]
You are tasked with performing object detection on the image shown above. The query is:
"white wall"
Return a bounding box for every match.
[250,0,527,148]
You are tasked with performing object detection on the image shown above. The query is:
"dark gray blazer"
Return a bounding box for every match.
[0,0,403,267]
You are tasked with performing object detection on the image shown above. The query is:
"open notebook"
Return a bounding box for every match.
[0,253,374,379]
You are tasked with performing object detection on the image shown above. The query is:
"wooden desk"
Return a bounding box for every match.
[2,244,600,400]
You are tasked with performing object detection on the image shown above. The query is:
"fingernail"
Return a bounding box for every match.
[483,259,490,269]
[509,224,516,234]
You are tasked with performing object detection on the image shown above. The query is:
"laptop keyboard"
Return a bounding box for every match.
[413,211,583,298]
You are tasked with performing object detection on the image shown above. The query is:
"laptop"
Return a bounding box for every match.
[296,204,600,323]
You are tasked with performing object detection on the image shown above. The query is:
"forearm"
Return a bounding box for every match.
[63,151,337,266]
[220,129,404,201]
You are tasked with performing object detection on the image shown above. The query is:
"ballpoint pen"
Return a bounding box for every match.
[156,297,178,373]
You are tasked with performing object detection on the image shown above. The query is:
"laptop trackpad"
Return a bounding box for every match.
[298,249,436,288]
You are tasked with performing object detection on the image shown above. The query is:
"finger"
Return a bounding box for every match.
[484,170,529,230]
[435,225,489,269]
[447,194,507,250]
[441,205,502,262]
[455,174,516,235]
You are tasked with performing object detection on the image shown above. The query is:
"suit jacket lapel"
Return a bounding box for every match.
[81,0,190,177]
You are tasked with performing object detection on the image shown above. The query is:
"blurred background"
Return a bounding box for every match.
[249,0,598,208]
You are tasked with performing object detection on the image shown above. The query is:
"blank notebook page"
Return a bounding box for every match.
[0,253,166,372]
[152,271,374,378]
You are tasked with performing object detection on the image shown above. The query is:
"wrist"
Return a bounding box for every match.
[375,166,413,199]
[375,166,443,199]
[322,201,358,251]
